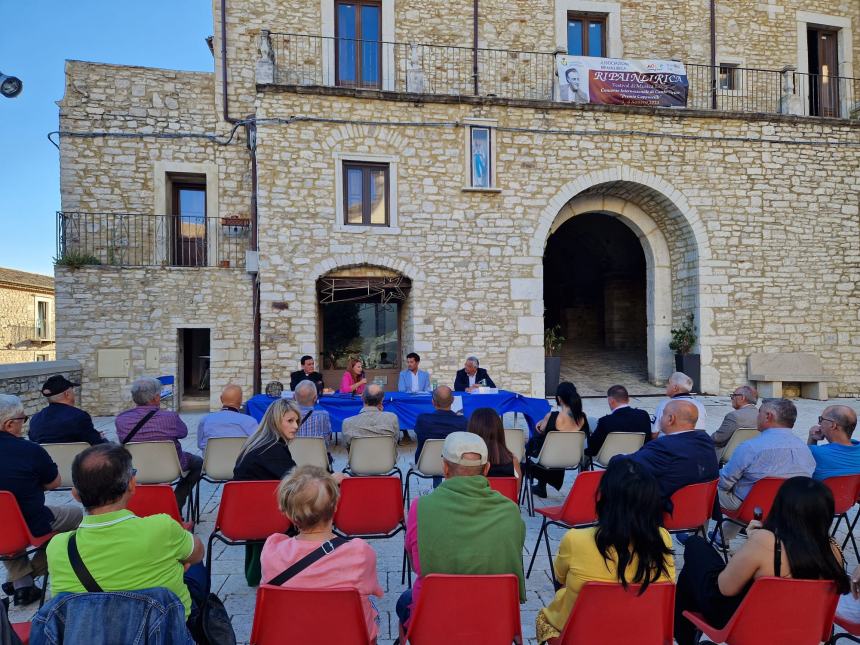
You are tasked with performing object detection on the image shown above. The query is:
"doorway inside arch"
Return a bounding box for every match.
[544,212,661,396]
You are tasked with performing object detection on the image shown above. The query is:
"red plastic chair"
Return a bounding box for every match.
[823,474,860,560]
[488,477,520,504]
[127,484,194,531]
[250,585,370,645]
[526,471,603,578]
[683,577,838,645]
[12,622,30,645]
[205,481,291,584]
[549,581,675,645]
[831,613,860,644]
[0,491,57,608]
[662,480,718,535]
[400,574,522,645]
[846,491,860,558]
[712,477,785,560]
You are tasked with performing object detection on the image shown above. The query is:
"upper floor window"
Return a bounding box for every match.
[170,177,207,267]
[567,12,606,57]
[35,298,50,339]
[719,64,739,90]
[343,161,389,226]
[336,0,382,88]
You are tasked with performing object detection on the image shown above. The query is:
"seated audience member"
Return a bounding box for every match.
[454,356,496,392]
[414,385,466,462]
[293,380,333,444]
[396,433,525,627]
[674,477,849,645]
[586,384,651,458]
[619,400,719,505]
[807,405,860,481]
[712,385,759,451]
[527,382,588,499]
[398,352,432,394]
[536,459,674,642]
[46,443,207,632]
[717,398,815,542]
[652,372,707,435]
[196,384,258,452]
[290,355,324,394]
[837,564,860,625]
[28,375,106,445]
[0,394,82,606]
[342,384,399,447]
[115,377,202,513]
[261,465,383,642]
[339,358,367,395]
[467,407,521,479]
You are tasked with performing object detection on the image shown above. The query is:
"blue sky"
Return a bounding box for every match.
[0,1,213,276]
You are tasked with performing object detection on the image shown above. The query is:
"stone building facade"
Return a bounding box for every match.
[0,268,55,364]
[57,0,859,414]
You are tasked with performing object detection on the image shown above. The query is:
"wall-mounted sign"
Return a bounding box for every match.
[557,55,688,107]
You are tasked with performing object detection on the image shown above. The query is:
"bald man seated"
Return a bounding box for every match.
[612,400,719,508]
[196,384,259,452]
[807,404,860,481]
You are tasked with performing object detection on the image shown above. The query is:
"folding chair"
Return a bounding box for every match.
[289,437,331,471]
[662,480,718,536]
[127,484,193,531]
[157,375,175,411]
[526,470,603,577]
[717,428,758,466]
[0,492,57,608]
[822,474,860,560]
[521,431,585,516]
[399,574,522,645]
[39,442,89,491]
[683,577,838,645]
[591,432,645,469]
[205,480,291,585]
[344,436,402,479]
[711,477,785,560]
[831,614,860,644]
[194,436,247,523]
[488,477,520,504]
[503,428,525,463]
[549,581,675,645]
[250,586,370,645]
[404,439,445,508]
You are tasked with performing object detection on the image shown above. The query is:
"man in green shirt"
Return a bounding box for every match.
[46,443,206,620]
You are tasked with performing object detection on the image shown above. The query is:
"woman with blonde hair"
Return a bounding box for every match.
[262,465,383,642]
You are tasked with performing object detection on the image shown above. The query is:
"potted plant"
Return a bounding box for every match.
[669,313,700,393]
[544,324,564,397]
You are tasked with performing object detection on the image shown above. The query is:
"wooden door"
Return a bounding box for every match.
[808,28,840,117]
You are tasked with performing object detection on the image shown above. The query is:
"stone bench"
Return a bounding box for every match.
[747,352,830,401]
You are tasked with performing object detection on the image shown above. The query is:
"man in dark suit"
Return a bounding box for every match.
[454,356,496,392]
[414,385,467,465]
[28,375,106,445]
[290,355,324,394]
[586,384,652,457]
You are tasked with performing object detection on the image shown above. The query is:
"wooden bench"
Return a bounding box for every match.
[747,352,830,401]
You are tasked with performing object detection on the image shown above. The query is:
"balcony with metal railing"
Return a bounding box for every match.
[56,212,251,269]
[6,324,54,345]
[261,32,860,120]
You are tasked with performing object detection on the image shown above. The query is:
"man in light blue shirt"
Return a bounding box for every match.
[197,384,258,452]
[718,398,815,540]
[294,379,332,445]
[398,352,432,394]
[807,404,860,481]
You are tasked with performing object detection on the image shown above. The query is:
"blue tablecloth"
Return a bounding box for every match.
[245,390,550,435]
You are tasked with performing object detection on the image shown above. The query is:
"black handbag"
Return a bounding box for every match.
[188,594,236,645]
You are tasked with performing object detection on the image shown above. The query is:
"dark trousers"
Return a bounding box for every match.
[396,589,412,626]
[674,536,746,645]
[175,454,204,513]
[184,562,210,632]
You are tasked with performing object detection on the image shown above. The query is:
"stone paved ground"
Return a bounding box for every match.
[7,395,860,643]
[559,343,664,396]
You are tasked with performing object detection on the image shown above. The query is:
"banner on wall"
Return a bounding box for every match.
[556,55,688,107]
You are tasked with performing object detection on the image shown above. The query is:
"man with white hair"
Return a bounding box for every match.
[454,356,496,392]
[0,394,82,605]
[28,375,106,445]
[651,372,706,435]
[115,377,202,513]
[712,385,758,451]
[293,379,333,443]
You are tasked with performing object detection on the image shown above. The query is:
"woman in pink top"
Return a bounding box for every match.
[339,357,367,395]
[261,465,383,642]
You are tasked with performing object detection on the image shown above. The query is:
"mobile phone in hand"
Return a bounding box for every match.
[753,507,763,521]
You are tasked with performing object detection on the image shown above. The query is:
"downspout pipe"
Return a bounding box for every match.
[473,0,479,95]
[220,0,240,124]
[710,0,717,109]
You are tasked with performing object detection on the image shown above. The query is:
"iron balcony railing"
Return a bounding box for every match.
[7,324,54,345]
[56,212,250,269]
[268,33,860,118]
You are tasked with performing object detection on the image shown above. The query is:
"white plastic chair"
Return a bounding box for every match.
[126,441,183,484]
[718,428,758,465]
[40,442,90,491]
[592,432,646,469]
[194,436,247,522]
[404,439,445,507]
[504,428,525,463]
[522,431,585,516]
[289,437,331,471]
[345,436,401,479]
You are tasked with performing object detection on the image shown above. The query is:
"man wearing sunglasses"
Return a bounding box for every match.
[807,405,860,481]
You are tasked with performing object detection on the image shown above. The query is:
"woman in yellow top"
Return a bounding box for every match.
[536,459,675,642]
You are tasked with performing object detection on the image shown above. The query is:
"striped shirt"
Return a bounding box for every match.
[296,405,332,444]
[115,405,193,470]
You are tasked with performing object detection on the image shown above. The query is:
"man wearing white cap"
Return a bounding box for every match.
[396,432,526,629]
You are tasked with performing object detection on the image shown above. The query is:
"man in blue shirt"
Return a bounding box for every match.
[196,384,258,452]
[414,386,466,487]
[28,375,105,445]
[807,405,860,481]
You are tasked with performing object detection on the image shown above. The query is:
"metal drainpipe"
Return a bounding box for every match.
[220,0,239,124]
[473,0,479,95]
[710,0,717,109]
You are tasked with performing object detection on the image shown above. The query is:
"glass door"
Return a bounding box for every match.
[335,1,382,88]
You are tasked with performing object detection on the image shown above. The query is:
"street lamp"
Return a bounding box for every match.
[0,72,23,98]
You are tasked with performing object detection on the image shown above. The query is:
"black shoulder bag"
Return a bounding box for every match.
[120,410,157,445]
[68,533,103,592]
[267,537,349,586]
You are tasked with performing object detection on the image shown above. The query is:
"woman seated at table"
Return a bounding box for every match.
[526,381,589,498]
[339,357,367,395]
[536,459,674,642]
[674,476,850,645]
[467,407,521,479]
[261,465,383,643]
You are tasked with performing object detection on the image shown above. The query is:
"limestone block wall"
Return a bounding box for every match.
[0,360,82,426]
[0,287,55,364]
[54,267,254,415]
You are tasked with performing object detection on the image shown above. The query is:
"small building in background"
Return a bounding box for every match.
[0,268,55,364]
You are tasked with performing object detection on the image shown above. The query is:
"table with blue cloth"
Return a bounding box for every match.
[245,390,550,436]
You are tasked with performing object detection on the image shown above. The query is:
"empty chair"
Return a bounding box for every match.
[0,492,58,608]
[288,437,331,471]
[591,432,645,469]
[549,581,675,645]
[503,428,525,463]
[831,612,860,644]
[194,436,247,522]
[711,477,785,560]
[39,442,89,491]
[662,480,719,536]
[718,428,758,466]
[404,439,445,507]
[823,474,860,560]
[522,431,585,516]
[156,375,175,411]
[127,484,193,531]
[344,436,401,478]
[488,477,519,504]
[125,441,183,484]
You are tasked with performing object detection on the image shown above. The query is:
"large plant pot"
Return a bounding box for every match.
[675,353,701,393]
[545,356,562,397]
